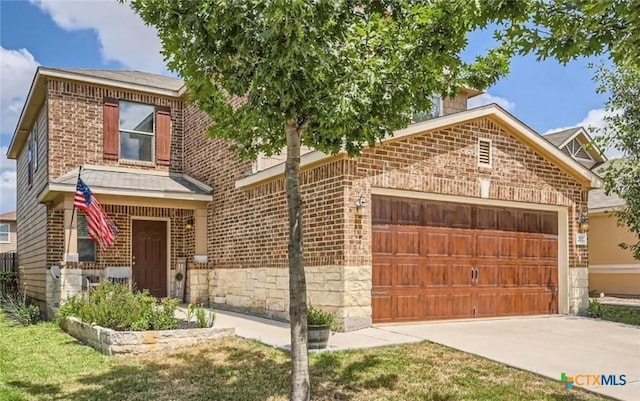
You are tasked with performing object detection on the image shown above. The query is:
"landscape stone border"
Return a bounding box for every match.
[60,317,235,355]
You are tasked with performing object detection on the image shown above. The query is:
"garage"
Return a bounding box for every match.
[372,196,559,323]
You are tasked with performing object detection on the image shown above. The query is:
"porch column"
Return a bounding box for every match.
[63,198,79,263]
[193,207,208,264]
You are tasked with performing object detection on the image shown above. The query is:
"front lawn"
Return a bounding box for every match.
[0,313,606,401]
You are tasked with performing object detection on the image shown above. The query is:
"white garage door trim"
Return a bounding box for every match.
[371,187,570,315]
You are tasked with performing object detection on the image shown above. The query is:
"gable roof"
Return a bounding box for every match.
[236,104,603,189]
[6,67,186,160]
[544,127,582,147]
[543,126,607,168]
[0,211,16,221]
[49,68,184,91]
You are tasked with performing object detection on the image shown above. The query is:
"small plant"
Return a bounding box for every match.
[0,286,41,326]
[187,303,215,328]
[587,298,604,318]
[307,305,339,330]
[0,271,18,294]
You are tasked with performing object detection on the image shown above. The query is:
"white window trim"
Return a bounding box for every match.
[478,138,492,168]
[0,223,10,244]
[118,101,156,163]
[27,138,33,188]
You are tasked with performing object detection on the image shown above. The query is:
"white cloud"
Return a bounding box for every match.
[544,109,612,135]
[467,93,515,112]
[544,108,622,158]
[30,0,166,73]
[0,47,40,135]
[0,47,34,212]
[0,146,16,213]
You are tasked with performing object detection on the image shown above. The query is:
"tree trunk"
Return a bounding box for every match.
[285,119,310,401]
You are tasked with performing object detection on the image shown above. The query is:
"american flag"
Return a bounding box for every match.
[74,178,117,248]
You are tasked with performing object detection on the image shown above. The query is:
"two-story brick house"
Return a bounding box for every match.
[8,67,601,330]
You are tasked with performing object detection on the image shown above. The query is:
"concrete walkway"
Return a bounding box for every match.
[209,311,639,401]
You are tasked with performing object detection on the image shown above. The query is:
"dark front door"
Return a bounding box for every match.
[132,220,167,298]
[371,196,558,323]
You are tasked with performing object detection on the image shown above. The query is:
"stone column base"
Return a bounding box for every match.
[569,267,589,315]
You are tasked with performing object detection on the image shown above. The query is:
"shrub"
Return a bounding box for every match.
[149,298,179,330]
[0,271,18,295]
[57,281,179,331]
[307,305,340,330]
[587,298,604,318]
[0,287,41,326]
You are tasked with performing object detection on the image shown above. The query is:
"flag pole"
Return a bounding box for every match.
[64,165,83,261]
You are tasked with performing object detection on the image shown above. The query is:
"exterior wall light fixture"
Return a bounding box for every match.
[577,214,589,232]
[355,195,367,215]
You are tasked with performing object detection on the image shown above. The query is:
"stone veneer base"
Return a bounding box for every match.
[60,317,235,355]
[210,265,373,332]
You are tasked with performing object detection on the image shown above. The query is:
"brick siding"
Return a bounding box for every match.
[343,117,588,269]
[46,79,184,179]
[185,108,588,272]
[443,94,468,115]
[183,106,347,269]
[47,206,194,272]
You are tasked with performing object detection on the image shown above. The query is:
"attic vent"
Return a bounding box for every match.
[565,138,592,160]
[478,138,492,167]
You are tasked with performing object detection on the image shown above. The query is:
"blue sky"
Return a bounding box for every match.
[0,1,611,213]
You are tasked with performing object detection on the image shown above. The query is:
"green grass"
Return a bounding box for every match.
[0,312,608,401]
[600,303,640,326]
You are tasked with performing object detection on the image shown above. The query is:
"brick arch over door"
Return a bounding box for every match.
[371,196,559,323]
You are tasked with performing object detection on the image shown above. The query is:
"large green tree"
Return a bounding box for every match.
[501,0,640,259]
[124,1,527,399]
[501,0,640,67]
[592,66,640,259]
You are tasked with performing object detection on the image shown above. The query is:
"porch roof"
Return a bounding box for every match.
[39,166,213,204]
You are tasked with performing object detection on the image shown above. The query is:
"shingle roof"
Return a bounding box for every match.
[49,68,184,92]
[589,159,626,211]
[0,211,16,221]
[543,127,581,147]
[53,168,211,196]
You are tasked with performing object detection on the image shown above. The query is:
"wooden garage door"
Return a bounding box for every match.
[372,196,558,323]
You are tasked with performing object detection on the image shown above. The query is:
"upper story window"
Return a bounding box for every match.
[103,97,171,165]
[119,101,155,162]
[0,224,9,243]
[412,95,443,123]
[31,122,38,172]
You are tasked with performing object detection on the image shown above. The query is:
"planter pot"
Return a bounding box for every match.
[307,324,331,349]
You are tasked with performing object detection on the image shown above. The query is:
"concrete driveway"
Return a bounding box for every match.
[377,316,640,401]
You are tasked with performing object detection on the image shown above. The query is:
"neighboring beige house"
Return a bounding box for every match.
[7,67,601,330]
[544,128,639,297]
[0,211,17,253]
[588,161,640,296]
